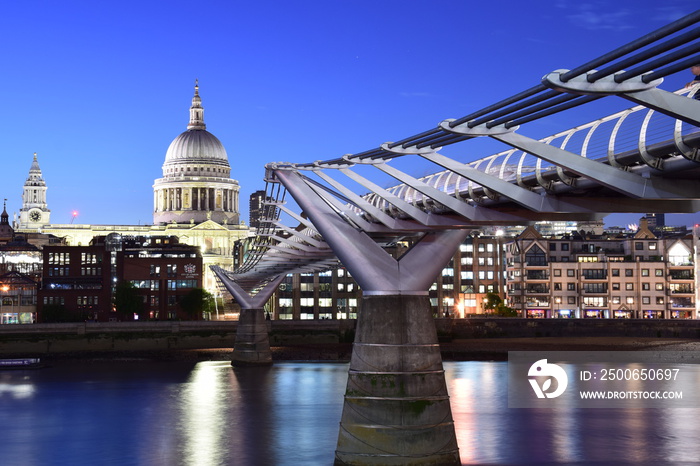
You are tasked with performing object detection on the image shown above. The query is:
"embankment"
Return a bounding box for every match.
[0,318,698,361]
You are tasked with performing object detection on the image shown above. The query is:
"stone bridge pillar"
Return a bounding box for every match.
[335,293,459,465]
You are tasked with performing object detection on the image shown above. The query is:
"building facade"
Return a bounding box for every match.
[117,236,203,320]
[248,190,267,229]
[505,224,697,319]
[0,271,39,324]
[38,242,112,322]
[259,223,700,321]
[38,235,203,322]
[271,269,360,320]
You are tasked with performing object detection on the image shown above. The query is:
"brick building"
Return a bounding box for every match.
[38,235,203,322]
[117,236,203,320]
[38,243,111,321]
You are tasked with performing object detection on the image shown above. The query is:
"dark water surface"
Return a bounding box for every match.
[1,360,699,465]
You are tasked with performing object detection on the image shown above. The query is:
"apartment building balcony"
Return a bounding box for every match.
[582,298,608,308]
[669,285,694,294]
[668,270,694,280]
[525,298,549,307]
[668,259,694,267]
[669,298,694,309]
[525,285,550,294]
[581,270,607,280]
[525,270,549,280]
[582,284,608,294]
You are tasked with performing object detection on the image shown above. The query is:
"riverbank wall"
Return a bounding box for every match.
[0,318,698,355]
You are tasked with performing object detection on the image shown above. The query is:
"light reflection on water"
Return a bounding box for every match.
[445,361,700,465]
[1,360,700,465]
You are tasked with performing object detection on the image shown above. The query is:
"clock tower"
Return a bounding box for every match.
[18,153,51,230]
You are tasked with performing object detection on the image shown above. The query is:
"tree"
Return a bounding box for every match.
[179,288,213,320]
[483,292,517,317]
[483,292,502,313]
[494,303,518,317]
[113,281,144,321]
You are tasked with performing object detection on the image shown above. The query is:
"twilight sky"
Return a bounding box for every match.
[1,1,698,228]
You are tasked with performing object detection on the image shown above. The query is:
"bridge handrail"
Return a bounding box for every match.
[369,86,700,210]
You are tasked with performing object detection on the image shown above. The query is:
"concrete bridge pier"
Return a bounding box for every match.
[335,293,459,465]
[231,307,272,366]
[211,268,283,366]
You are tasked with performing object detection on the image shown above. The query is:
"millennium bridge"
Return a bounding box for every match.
[214,11,700,465]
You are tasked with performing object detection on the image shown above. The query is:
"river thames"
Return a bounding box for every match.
[2,360,700,465]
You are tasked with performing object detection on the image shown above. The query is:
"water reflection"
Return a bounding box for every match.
[171,362,347,465]
[267,364,346,464]
[178,361,238,466]
[0,375,35,399]
[446,361,700,465]
[1,360,700,465]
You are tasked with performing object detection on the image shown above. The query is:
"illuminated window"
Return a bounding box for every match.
[578,256,598,263]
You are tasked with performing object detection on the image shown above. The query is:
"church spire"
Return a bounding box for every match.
[187,79,206,130]
[1,199,8,225]
[26,152,46,186]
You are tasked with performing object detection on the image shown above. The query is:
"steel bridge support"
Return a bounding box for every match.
[212,268,284,366]
[274,169,464,465]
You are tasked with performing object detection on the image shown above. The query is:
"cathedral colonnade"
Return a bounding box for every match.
[154,186,238,214]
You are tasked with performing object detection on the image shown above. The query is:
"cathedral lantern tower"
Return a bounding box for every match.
[19,153,51,230]
[153,81,240,225]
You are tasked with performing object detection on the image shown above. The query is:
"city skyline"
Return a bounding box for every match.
[2,1,699,228]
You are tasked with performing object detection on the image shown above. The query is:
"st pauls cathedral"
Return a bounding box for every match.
[13,82,251,294]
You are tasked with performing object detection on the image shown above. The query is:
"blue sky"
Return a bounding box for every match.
[1,1,698,228]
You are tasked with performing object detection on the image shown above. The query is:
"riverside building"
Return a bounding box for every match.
[38,235,202,322]
[505,221,698,319]
[260,221,699,320]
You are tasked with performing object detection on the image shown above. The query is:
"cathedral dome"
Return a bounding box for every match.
[162,80,229,167]
[153,81,240,226]
[164,129,229,165]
